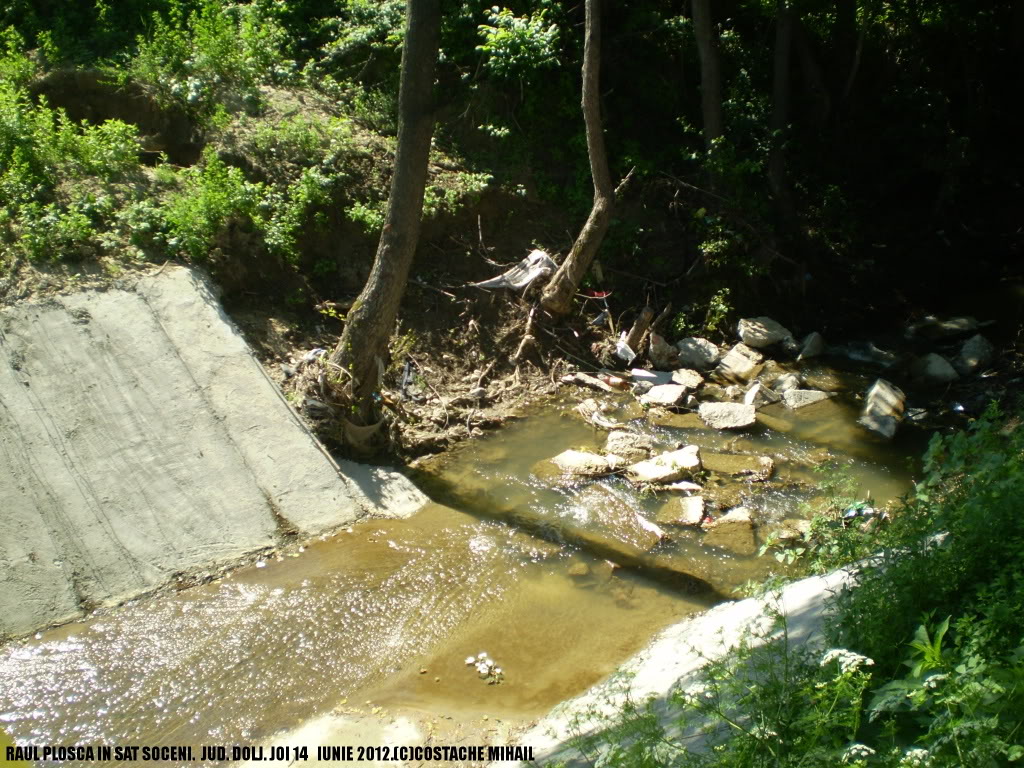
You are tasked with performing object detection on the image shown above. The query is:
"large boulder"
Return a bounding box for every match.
[857,378,905,439]
[714,343,764,383]
[627,446,702,484]
[676,337,721,369]
[737,317,793,348]
[782,389,831,409]
[910,353,960,386]
[955,334,994,375]
[639,384,688,408]
[698,402,757,430]
[704,507,757,555]
[604,430,654,463]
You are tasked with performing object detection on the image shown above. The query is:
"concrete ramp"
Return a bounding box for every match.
[0,267,426,637]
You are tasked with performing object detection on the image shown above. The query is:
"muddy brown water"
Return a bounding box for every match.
[0,389,920,764]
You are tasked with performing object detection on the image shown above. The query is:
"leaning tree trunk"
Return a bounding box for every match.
[540,0,616,317]
[692,0,724,174]
[328,0,440,428]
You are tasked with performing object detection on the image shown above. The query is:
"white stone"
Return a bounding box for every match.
[698,402,757,430]
[704,507,757,555]
[550,449,614,476]
[671,368,704,389]
[604,430,653,463]
[675,337,721,369]
[639,384,688,407]
[858,378,905,439]
[627,446,702,484]
[737,316,792,348]
[714,343,764,383]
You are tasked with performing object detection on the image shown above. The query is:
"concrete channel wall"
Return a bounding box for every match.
[0,267,426,638]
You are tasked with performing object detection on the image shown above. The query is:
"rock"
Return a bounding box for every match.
[631,381,654,396]
[567,560,591,577]
[627,446,702,484]
[797,331,825,361]
[576,398,619,429]
[548,449,615,477]
[857,378,906,439]
[780,335,802,356]
[724,385,744,400]
[743,380,780,408]
[671,368,705,390]
[955,334,994,375]
[772,372,800,394]
[714,343,764,383]
[910,353,960,386]
[782,389,831,409]
[737,317,793,348]
[646,409,704,429]
[770,518,812,543]
[704,507,757,555]
[907,315,982,340]
[702,453,774,481]
[631,368,673,386]
[649,333,678,370]
[676,337,721,369]
[656,496,706,526]
[639,384,688,408]
[835,341,900,368]
[698,402,757,430]
[604,430,654,463]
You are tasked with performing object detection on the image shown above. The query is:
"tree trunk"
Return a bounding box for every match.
[540,0,615,317]
[328,0,440,428]
[691,0,724,159]
[768,0,797,226]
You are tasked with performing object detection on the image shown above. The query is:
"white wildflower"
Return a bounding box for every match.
[477,652,487,659]
[821,648,875,674]
[841,743,876,763]
[922,673,947,689]
[494,668,502,675]
[899,748,930,767]
[465,656,476,665]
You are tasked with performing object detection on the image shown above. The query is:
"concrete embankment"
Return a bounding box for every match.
[0,266,426,638]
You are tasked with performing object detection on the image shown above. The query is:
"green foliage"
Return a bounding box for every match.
[477,3,560,79]
[161,147,262,260]
[0,70,142,262]
[127,0,295,117]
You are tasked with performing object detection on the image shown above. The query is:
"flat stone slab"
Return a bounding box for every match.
[639,383,687,407]
[547,449,616,476]
[0,267,426,637]
[627,446,702,484]
[698,402,757,429]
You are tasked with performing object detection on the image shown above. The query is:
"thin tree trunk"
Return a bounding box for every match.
[768,0,797,226]
[328,0,440,428]
[691,0,723,161]
[540,0,615,317]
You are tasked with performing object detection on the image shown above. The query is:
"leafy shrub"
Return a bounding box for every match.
[477,4,560,79]
[161,147,262,260]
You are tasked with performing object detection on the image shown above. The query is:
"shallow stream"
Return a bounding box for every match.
[0,381,923,764]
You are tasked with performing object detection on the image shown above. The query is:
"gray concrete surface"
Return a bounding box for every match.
[0,267,426,637]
